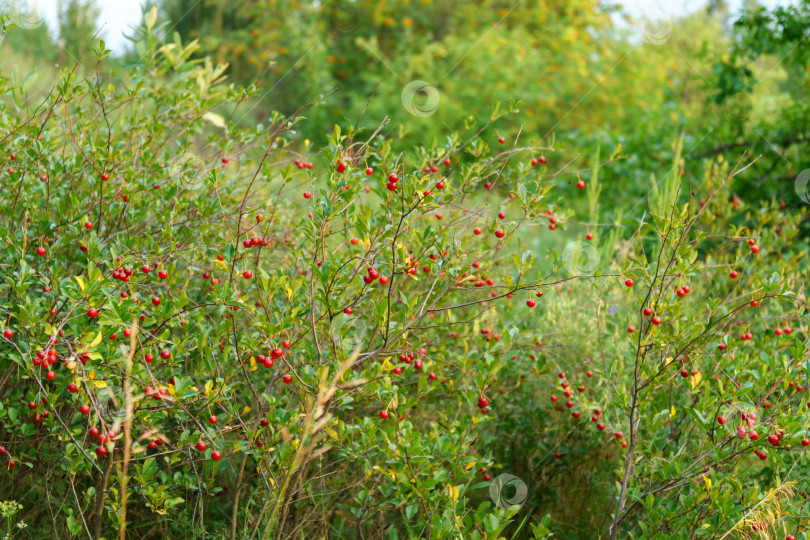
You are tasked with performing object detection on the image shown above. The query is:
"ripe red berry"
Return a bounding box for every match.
[243,270,253,279]
[208,415,217,424]
[494,229,505,238]
[643,307,652,316]
[586,232,593,240]
[527,299,536,308]
[365,167,373,175]
[625,279,634,287]
[87,308,98,318]
[576,180,585,189]
[303,191,312,199]
[84,221,93,229]
[96,446,108,457]
[80,405,90,415]
[36,247,46,256]
[282,374,292,384]
[101,173,109,181]
[196,441,207,451]
[652,316,662,325]
[379,410,389,419]
[730,270,738,279]
[3,329,12,339]
[538,156,546,164]
[473,228,482,235]
[158,270,168,279]
[717,415,726,425]
[152,296,161,306]
[211,451,222,460]
[160,349,170,360]
[68,383,78,393]
[343,307,353,315]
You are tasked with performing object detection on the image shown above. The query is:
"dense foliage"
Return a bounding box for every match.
[0,2,809,539]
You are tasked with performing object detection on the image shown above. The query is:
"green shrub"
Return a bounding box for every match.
[1,7,809,540]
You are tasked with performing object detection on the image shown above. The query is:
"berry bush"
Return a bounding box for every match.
[1,9,809,540]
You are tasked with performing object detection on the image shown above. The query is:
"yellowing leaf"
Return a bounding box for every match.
[702,474,712,491]
[213,259,230,272]
[670,406,676,418]
[243,406,251,414]
[250,356,257,372]
[88,331,103,350]
[690,371,702,390]
[74,276,85,293]
[92,379,107,389]
[202,112,226,128]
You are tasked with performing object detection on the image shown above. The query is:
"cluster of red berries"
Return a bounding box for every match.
[386,173,398,191]
[242,236,268,248]
[294,158,314,169]
[256,343,287,369]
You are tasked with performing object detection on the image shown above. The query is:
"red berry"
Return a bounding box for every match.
[624,279,634,287]
[527,299,536,308]
[3,329,13,339]
[243,270,253,279]
[208,415,217,424]
[196,441,207,451]
[87,308,98,318]
[283,374,292,384]
[211,451,222,460]
[379,410,389,419]
[95,446,108,457]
